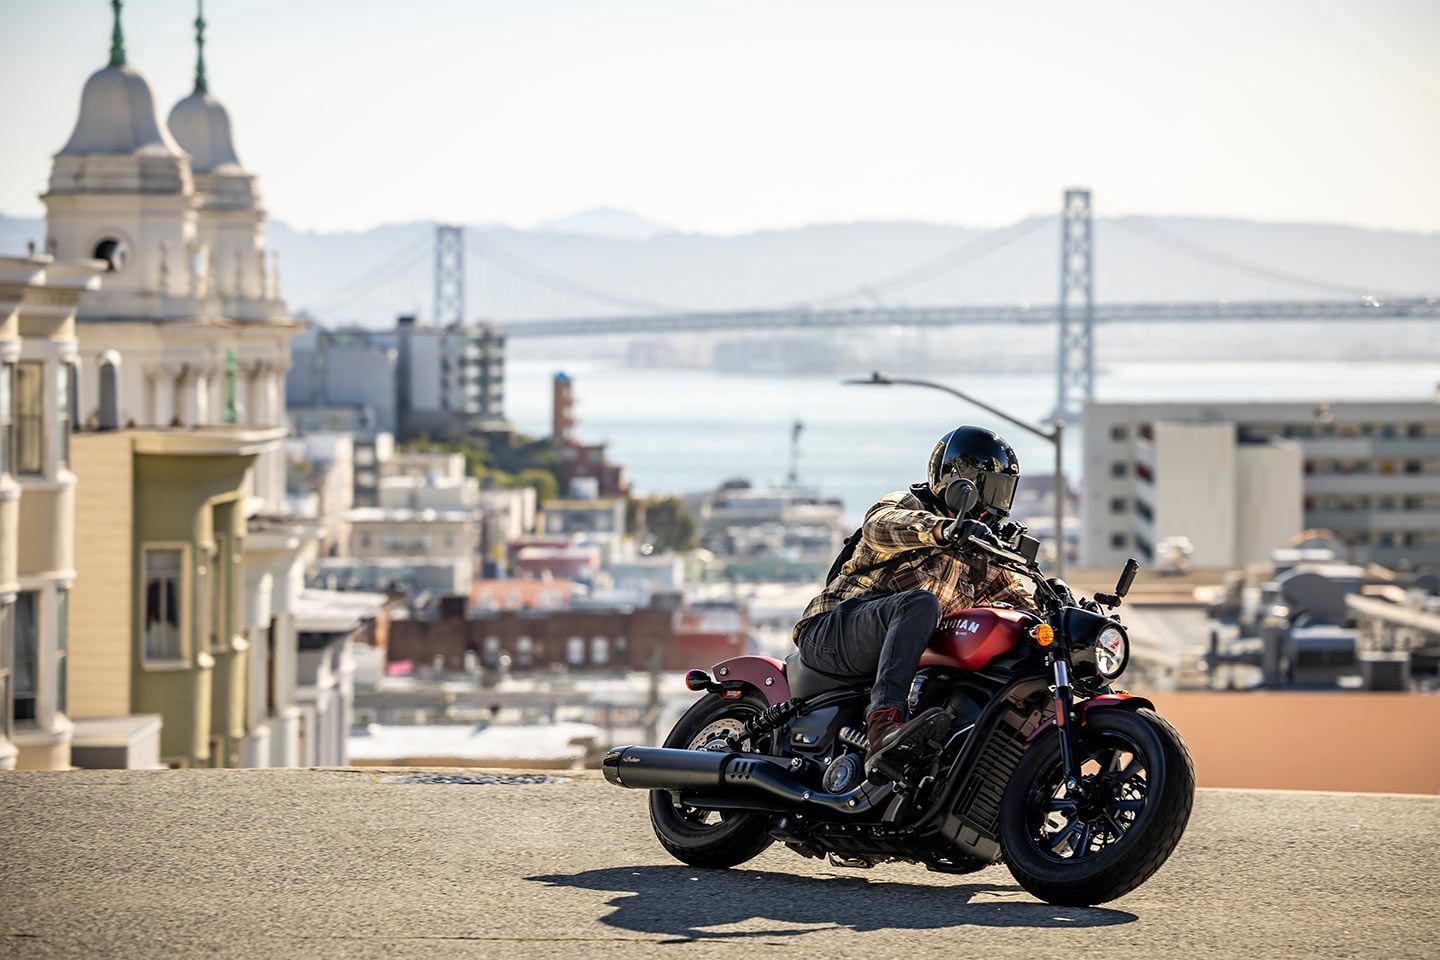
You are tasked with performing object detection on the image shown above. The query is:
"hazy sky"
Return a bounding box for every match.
[2,0,1437,235]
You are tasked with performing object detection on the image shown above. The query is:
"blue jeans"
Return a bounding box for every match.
[795,589,943,715]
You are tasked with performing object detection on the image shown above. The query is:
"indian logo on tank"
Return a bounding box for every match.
[955,619,982,634]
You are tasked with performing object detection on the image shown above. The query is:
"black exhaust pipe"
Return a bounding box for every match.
[603,745,731,789]
[602,746,891,815]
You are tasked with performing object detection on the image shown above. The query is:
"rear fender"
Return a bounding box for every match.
[1027,692,1156,743]
[711,655,790,706]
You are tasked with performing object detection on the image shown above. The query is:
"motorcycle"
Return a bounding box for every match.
[603,484,1195,907]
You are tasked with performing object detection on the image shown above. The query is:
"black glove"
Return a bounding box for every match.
[942,518,993,547]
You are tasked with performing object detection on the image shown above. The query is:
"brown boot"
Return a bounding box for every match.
[864,708,905,766]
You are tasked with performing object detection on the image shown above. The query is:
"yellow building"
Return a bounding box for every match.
[70,424,286,767]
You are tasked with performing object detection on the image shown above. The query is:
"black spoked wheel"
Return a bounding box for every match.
[1000,708,1194,906]
[647,691,775,868]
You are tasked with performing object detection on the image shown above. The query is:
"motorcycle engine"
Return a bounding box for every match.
[822,752,864,793]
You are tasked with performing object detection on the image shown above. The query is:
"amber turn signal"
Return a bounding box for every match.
[1030,623,1056,646]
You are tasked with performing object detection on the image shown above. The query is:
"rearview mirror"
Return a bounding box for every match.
[943,478,979,516]
[1116,558,1140,598]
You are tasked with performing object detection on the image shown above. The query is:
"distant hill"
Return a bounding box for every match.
[534,206,675,240]
[2,210,1435,329]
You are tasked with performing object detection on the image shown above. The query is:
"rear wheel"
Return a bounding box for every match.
[647,691,776,868]
[999,707,1194,906]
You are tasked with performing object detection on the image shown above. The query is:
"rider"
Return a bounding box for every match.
[793,425,1038,771]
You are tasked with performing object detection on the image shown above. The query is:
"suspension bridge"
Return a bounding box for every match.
[303,189,1439,417]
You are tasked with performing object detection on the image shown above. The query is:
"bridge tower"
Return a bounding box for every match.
[1054,188,1094,421]
[434,223,465,327]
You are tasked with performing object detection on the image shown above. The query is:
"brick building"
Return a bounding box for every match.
[386,600,747,673]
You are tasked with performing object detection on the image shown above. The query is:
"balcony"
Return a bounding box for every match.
[1303,473,1437,496]
[1303,507,1440,532]
[1298,436,1440,459]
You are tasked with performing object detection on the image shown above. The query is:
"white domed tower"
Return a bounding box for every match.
[43,1,296,511]
[43,0,197,311]
[168,0,279,319]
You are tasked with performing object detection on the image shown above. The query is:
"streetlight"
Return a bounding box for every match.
[843,371,1068,577]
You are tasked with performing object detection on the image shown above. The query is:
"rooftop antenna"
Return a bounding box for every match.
[787,419,804,486]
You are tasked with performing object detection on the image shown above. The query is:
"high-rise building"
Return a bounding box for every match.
[395,315,506,439]
[1083,397,1440,570]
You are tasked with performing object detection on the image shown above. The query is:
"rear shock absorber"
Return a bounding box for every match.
[731,698,801,748]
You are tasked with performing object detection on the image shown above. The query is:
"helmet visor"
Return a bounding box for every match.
[976,471,1017,517]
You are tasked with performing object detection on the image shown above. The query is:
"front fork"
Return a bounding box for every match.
[1050,653,1084,793]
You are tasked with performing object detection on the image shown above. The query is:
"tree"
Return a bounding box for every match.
[643,496,698,553]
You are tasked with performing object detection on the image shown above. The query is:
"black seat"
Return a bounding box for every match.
[784,651,867,699]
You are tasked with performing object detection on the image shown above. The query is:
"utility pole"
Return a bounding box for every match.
[434,224,465,327]
[1055,188,1094,421]
[786,419,804,486]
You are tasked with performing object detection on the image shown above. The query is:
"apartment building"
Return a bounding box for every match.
[0,255,103,769]
[1083,397,1440,570]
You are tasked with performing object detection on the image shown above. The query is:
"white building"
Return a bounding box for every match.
[47,7,296,512]
[1131,422,1303,569]
[293,589,387,767]
[35,4,318,768]
[395,316,506,439]
[1083,397,1440,570]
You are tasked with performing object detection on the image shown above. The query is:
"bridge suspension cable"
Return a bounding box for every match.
[466,235,686,314]
[800,214,1056,307]
[1110,218,1423,299]
[300,230,432,317]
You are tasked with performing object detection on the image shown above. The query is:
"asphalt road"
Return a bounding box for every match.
[3,769,1438,959]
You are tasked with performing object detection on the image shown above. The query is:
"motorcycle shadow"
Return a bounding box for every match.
[528,864,1137,941]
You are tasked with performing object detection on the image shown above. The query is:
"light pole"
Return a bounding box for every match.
[843,371,1067,577]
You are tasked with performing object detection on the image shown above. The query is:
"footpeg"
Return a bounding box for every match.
[828,853,874,869]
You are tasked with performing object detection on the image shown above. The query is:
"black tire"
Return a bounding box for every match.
[999,707,1194,906]
[647,691,776,869]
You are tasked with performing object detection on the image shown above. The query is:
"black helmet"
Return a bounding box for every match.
[927,425,1020,521]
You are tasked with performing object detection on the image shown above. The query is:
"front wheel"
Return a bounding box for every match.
[647,690,776,868]
[999,707,1194,906]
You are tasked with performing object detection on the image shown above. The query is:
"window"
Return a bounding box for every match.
[143,548,184,661]
[1109,425,1128,442]
[516,635,533,668]
[55,588,67,715]
[14,362,43,475]
[1109,497,1128,514]
[92,237,129,273]
[1110,461,1128,479]
[0,362,12,476]
[1109,533,1128,550]
[591,637,609,666]
[13,592,37,722]
[265,619,278,714]
[212,536,230,654]
[60,362,76,465]
[0,602,12,743]
[566,636,585,666]
[483,635,500,667]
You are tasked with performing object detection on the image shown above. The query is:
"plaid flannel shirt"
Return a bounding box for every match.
[794,487,1037,641]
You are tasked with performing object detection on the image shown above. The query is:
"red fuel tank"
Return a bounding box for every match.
[921,607,1032,671]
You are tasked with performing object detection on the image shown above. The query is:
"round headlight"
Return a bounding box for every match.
[1094,625,1129,679]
